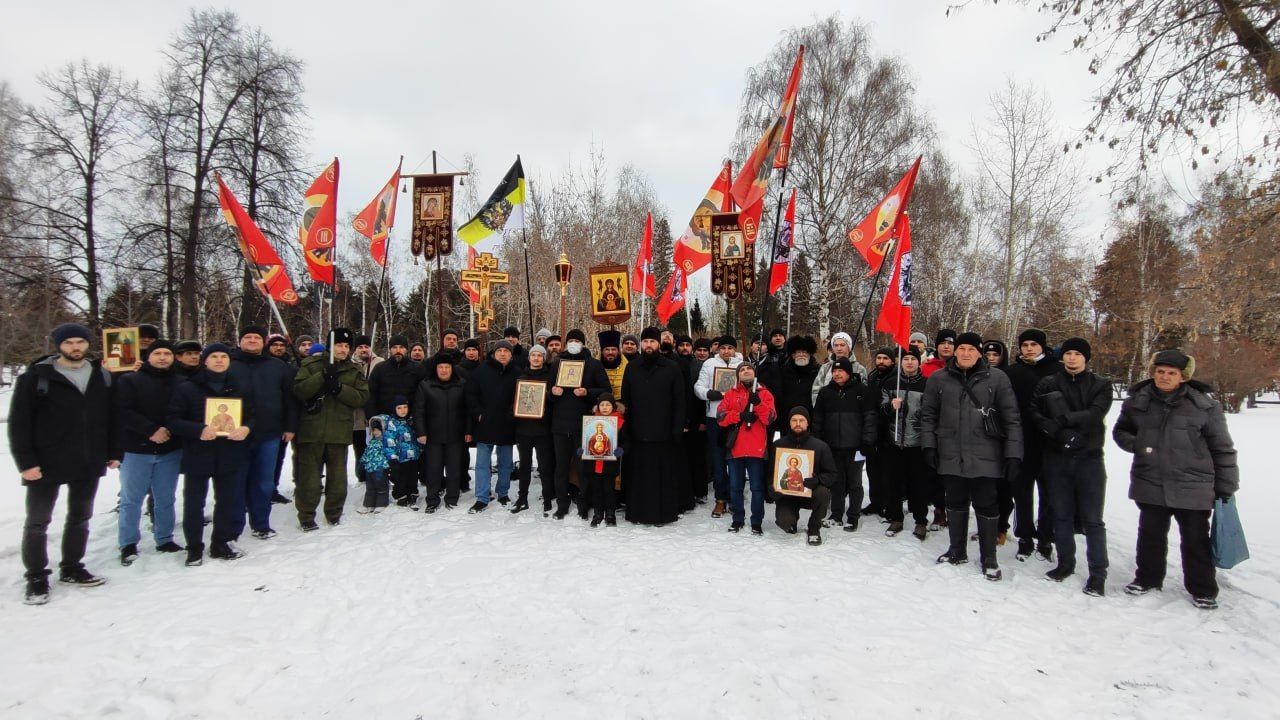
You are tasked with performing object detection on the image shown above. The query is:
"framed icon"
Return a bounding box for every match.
[581,415,619,461]
[773,447,815,498]
[204,398,243,437]
[588,261,632,326]
[101,326,140,372]
[712,366,737,394]
[718,230,745,260]
[514,380,548,419]
[556,359,585,388]
[419,191,446,221]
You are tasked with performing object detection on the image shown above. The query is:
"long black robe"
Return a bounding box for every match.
[620,351,687,524]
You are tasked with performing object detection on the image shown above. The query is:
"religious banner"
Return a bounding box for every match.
[709,212,755,300]
[299,158,339,285]
[588,261,632,326]
[459,251,509,333]
[412,174,455,260]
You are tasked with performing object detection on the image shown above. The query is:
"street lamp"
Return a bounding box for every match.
[554,252,572,336]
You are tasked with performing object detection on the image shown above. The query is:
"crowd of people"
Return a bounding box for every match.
[8,321,1239,609]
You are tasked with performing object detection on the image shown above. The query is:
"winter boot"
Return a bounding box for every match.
[1036,541,1054,562]
[1192,596,1218,610]
[977,514,1001,581]
[156,541,184,553]
[912,523,928,541]
[210,541,245,561]
[1083,575,1105,597]
[728,521,744,533]
[300,520,320,532]
[121,544,139,567]
[936,509,969,564]
[605,510,617,527]
[59,567,106,587]
[497,496,511,506]
[885,521,904,537]
[24,577,50,605]
[511,496,530,513]
[1045,565,1074,582]
[185,547,204,567]
[1016,538,1035,561]
[842,515,859,532]
[271,491,290,504]
[591,511,604,528]
[1124,580,1161,596]
[751,524,763,536]
[806,532,823,546]
[712,500,727,518]
[468,501,488,514]
[931,507,948,530]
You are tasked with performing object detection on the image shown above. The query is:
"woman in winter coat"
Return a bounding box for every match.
[1112,349,1239,609]
[920,332,1022,581]
[166,343,254,566]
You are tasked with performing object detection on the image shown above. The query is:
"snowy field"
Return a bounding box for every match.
[0,389,1276,719]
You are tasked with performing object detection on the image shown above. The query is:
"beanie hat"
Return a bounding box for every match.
[503,326,520,339]
[441,328,460,339]
[1017,328,1049,349]
[622,333,639,346]
[676,334,693,345]
[597,392,617,407]
[239,325,268,341]
[935,329,957,346]
[955,332,983,351]
[566,329,587,344]
[717,335,737,348]
[174,339,202,354]
[598,330,621,349]
[353,334,372,347]
[693,338,712,351]
[736,362,756,377]
[138,324,161,340]
[145,339,175,356]
[981,340,1005,357]
[463,338,481,350]
[308,343,327,356]
[832,358,854,375]
[535,327,553,340]
[769,328,787,340]
[546,334,562,344]
[909,331,928,345]
[266,334,288,347]
[830,331,853,348]
[902,346,922,359]
[874,347,896,361]
[294,335,314,348]
[788,406,811,422]
[201,342,233,363]
[529,344,547,358]
[389,334,409,348]
[494,340,514,353]
[50,323,92,346]
[392,395,410,408]
[640,327,662,342]
[1060,337,1092,362]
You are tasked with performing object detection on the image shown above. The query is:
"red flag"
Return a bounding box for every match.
[730,46,803,209]
[462,245,479,305]
[215,173,298,305]
[656,266,688,324]
[631,212,656,297]
[353,160,402,266]
[848,156,921,276]
[875,213,913,348]
[299,158,339,285]
[739,196,763,246]
[769,188,797,295]
[673,161,733,275]
[774,45,805,170]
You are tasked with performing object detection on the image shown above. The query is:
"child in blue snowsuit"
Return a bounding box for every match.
[359,416,394,513]
[385,396,423,506]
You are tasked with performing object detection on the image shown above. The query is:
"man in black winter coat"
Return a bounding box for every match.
[414,355,471,510]
[115,339,186,566]
[773,407,837,545]
[464,340,521,512]
[862,347,897,520]
[812,357,879,530]
[620,328,688,525]
[512,344,555,513]
[366,334,427,417]
[10,323,121,604]
[230,326,299,539]
[1003,327,1063,561]
[1031,338,1112,596]
[548,329,611,517]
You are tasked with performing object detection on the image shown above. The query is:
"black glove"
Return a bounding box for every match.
[1216,492,1232,504]
[860,445,876,458]
[923,448,938,470]
[1057,430,1084,451]
[1005,458,1021,484]
[802,476,818,489]
[324,372,342,396]
[741,410,758,424]
[747,391,761,406]
[706,389,723,401]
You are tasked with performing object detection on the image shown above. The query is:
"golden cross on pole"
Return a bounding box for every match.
[460,251,509,332]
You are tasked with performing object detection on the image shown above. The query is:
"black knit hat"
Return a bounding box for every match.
[622,333,639,345]
[138,324,161,340]
[1060,337,1092,362]
[901,346,921,359]
[389,334,409,348]
[294,335,314,348]
[503,326,520,339]
[463,338,481,350]
[832,358,854,375]
[441,328,460,339]
[201,342,233,363]
[955,332,983,351]
[641,326,662,342]
[50,323,92,346]
[267,334,288,347]
[935,329,957,346]
[981,340,1006,357]
[239,325,268,341]
[874,347,896,362]
[598,330,621,349]
[1017,328,1048,349]
[145,339,175,356]
[597,392,617,407]
[566,329,587,343]
[353,334,372,347]
[676,334,693,345]
[693,338,712,351]
[717,335,737,348]
[769,328,786,340]
[392,395,410,408]
[788,406,811,422]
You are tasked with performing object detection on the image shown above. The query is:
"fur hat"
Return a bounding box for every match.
[640,326,662,342]
[138,324,161,340]
[503,326,521,339]
[330,328,355,347]
[786,335,818,356]
[1060,337,1092,362]
[1017,328,1049,349]
[353,334,372,347]
[388,334,410,348]
[1151,349,1195,380]
[463,338,481,350]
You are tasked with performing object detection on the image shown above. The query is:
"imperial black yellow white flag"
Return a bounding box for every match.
[458,157,526,246]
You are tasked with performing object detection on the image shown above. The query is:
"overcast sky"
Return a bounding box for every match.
[3,0,1189,276]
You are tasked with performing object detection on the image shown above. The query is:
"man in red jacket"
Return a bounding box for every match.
[921,329,955,378]
[717,363,777,534]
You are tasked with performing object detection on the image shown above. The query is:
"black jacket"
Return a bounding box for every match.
[166,368,255,476]
[229,350,298,440]
[414,374,469,444]
[514,364,554,439]
[880,370,927,448]
[366,355,428,417]
[1003,352,1062,453]
[547,350,611,435]
[8,356,118,482]
[464,356,521,444]
[114,363,183,455]
[773,432,838,488]
[771,361,820,431]
[812,379,879,451]
[920,357,1023,479]
[1031,368,1113,455]
[620,352,687,443]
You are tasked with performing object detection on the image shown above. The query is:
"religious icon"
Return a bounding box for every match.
[419,192,446,221]
[719,230,745,260]
[712,366,738,394]
[587,262,633,326]
[581,415,619,461]
[514,380,548,419]
[101,327,140,372]
[204,398,243,437]
[773,448,815,498]
[556,360,585,389]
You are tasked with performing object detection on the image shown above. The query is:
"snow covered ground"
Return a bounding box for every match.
[0,391,1276,719]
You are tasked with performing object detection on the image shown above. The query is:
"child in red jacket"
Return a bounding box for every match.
[716,363,777,533]
[578,393,625,527]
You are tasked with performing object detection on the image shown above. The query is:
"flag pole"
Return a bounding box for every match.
[521,226,534,345]
[758,165,790,342]
[785,265,793,336]
[849,245,892,353]
[894,345,903,445]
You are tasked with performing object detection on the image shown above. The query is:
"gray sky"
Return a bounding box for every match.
[2,1,1147,270]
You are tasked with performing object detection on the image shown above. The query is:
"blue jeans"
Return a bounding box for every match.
[475,443,513,504]
[244,439,282,532]
[1044,452,1109,576]
[118,450,182,548]
[706,421,729,501]
[727,456,766,526]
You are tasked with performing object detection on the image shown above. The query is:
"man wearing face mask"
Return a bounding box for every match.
[695,336,742,518]
[621,327,688,525]
[547,329,611,517]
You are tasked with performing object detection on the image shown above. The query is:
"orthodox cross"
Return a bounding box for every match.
[460,251,509,332]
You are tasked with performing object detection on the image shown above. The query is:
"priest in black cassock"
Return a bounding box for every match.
[620,327,688,525]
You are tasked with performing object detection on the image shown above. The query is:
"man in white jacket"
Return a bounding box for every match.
[695,336,742,519]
